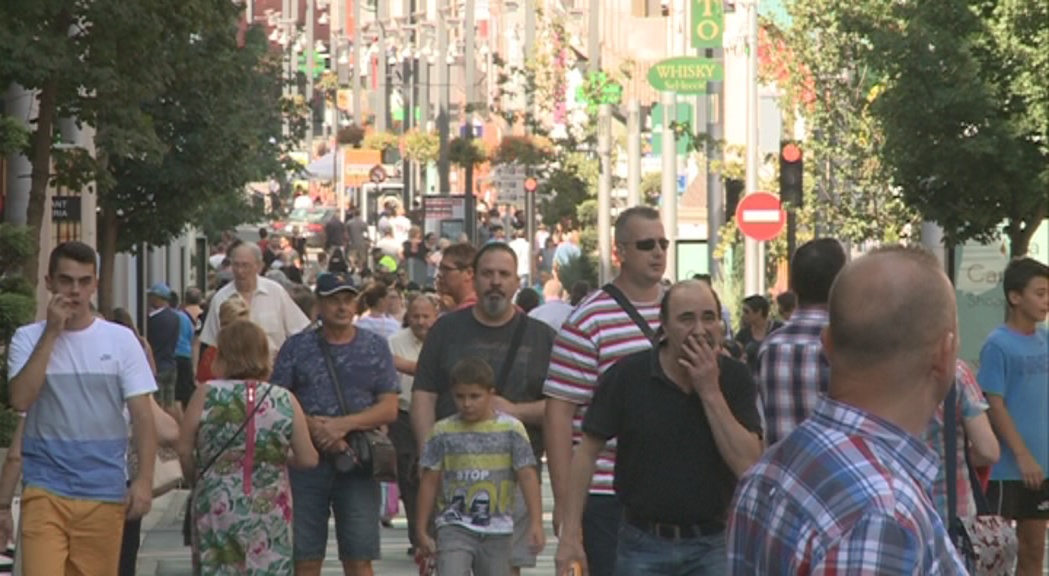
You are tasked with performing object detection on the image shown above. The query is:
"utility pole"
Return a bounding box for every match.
[588,0,600,73]
[306,0,315,158]
[744,0,763,295]
[707,85,723,279]
[436,0,450,195]
[352,0,363,126]
[661,92,677,281]
[627,99,641,208]
[463,0,475,198]
[598,104,613,285]
[376,0,388,134]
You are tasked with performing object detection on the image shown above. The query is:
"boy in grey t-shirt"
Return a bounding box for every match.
[416,357,545,576]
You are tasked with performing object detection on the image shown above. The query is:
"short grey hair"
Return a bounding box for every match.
[614,206,661,244]
[231,241,263,263]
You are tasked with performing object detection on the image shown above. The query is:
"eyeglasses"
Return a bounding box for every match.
[632,238,670,252]
[437,264,466,275]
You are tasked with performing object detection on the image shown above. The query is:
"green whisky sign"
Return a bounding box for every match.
[646,57,724,94]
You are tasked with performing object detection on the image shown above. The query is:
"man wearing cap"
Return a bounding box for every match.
[146,282,181,407]
[271,272,400,576]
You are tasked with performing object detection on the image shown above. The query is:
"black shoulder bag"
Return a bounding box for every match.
[195,381,274,485]
[602,283,656,343]
[317,330,398,483]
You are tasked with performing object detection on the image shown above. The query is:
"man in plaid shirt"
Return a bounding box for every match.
[757,238,846,446]
[728,246,968,574]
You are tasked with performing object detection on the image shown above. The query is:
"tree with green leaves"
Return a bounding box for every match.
[785,0,1048,256]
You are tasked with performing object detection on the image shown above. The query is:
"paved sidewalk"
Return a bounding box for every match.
[137,475,559,575]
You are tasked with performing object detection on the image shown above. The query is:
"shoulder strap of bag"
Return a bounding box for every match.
[602,283,655,342]
[944,383,959,524]
[316,328,350,416]
[961,415,993,516]
[496,314,529,390]
[196,380,274,482]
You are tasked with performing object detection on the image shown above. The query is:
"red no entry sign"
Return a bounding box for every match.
[736,192,785,242]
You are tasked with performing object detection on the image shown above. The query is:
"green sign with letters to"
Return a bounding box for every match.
[692,0,725,49]
[647,57,724,94]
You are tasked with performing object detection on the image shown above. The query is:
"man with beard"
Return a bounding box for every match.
[412,243,556,575]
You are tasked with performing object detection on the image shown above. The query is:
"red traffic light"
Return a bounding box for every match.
[782,143,802,163]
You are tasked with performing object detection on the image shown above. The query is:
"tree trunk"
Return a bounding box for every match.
[21,76,58,287]
[97,204,118,318]
[1008,206,1047,258]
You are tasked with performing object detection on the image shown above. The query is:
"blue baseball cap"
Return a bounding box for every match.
[315,272,359,297]
[147,283,173,298]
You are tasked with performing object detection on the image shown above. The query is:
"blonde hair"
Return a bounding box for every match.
[219,294,250,327]
[215,320,271,380]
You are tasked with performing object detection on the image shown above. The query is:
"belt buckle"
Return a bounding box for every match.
[654,522,683,540]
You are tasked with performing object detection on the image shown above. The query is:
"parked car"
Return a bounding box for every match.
[270,206,337,248]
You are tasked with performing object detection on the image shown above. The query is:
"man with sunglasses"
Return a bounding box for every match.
[544,206,668,576]
[436,242,478,311]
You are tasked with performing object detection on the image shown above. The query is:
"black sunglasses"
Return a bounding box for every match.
[632,238,670,251]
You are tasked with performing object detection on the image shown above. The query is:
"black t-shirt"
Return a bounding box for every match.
[146,307,181,373]
[414,308,556,458]
[583,348,762,525]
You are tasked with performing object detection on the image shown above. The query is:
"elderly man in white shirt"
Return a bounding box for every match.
[199,241,310,355]
[387,292,439,556]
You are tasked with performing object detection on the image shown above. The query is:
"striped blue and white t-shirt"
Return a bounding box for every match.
[8,319,157,502]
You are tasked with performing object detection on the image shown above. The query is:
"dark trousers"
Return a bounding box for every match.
[175,356,194,407]
[119,511,142,576]
[389,409,420,548]
[584,494,623,576]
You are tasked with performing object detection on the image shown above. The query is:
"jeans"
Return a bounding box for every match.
[583,494,622,576]
[613,522,726,576]
[290,460,381,562]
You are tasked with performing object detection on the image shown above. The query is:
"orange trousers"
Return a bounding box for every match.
[19,486,126,576]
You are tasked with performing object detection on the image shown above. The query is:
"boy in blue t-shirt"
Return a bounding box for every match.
[416,357,545,576]
[979,257,1049,575]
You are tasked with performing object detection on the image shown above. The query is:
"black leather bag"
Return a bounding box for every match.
[317,330,398,483]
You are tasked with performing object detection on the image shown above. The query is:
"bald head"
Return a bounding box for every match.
[828,246,956,371]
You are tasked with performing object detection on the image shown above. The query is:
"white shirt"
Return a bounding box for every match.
[391,215,412,243]
[528,299,574,331]
[199,275,311,354]
[509,238,531,277]
[355,314,401,339]
[293,195,314,209]
[387,327,424,411]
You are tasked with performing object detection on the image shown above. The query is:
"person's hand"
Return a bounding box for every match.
[0,509,14,547]
[1018,452,1044,491]
[416,532,437,558]
[308,416,351,452]
[679,332,720,399]
[491,396,515,416]
[529,521,546,555]
[126,478,153,520]
[45,294,74,335]
[555,535,587,576]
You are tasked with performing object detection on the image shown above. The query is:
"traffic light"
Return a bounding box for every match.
[779,141,803,207]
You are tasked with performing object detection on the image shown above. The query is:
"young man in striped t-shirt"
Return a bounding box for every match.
[543,207,666,576]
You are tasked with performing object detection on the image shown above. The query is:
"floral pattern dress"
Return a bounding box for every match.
[192,379,295,575]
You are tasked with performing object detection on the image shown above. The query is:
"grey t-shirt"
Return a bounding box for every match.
[414,309,556,459]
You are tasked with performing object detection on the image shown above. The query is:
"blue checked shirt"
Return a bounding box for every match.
[757,308,830,446]
[728,398,967,575]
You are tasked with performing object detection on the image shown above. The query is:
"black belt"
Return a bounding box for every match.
[624,509,724,541]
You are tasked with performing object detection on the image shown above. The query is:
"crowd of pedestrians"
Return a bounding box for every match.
[1,197,1047,576]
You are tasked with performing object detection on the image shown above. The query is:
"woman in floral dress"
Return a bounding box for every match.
[178,320,318,575]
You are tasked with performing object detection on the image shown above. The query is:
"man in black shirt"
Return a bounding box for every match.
[145,283,181,408]
[556,279,763,576]
[412,242,556,575]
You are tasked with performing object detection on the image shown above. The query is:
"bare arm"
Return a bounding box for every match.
[411,391,438,453]
[176,385,208,484]
[336,393,399,433]
[963,412,1000,468]
[543,398,577,531]
[127,394,157,519]
[494,397,546,426]
[0,419,25,546]
[416,468,441,541]
[558,434,604,541]
[288,395,319,469]
[699,390,763,477]
[150,396,180,446]
[393,355,417,377]
[516,465,543,530]
[9,331,60,412]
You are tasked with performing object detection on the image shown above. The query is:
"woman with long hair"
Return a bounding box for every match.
[354,282,402,338]
[177,320,318,575]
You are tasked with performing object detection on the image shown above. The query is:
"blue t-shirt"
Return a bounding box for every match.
[271,327,400,416]
[175,309,194,359]
[978,325,1049,481]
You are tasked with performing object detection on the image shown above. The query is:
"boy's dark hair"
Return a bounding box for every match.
[1003,257,1049,308]
[742,294,770,318]
[48,241,97,277]
[514,288,540,313]
[775,291,797,314]
[790,238,847,306]
[450,357,495,390]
